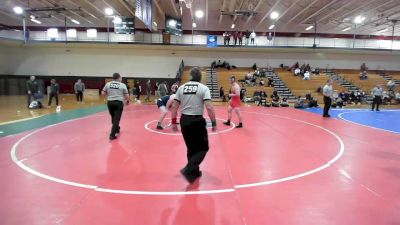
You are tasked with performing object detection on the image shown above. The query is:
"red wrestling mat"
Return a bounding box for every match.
[0,105,399,225]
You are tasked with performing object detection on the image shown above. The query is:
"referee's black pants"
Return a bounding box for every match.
[180,114,209,176]
[372,96,382,110]
[323,96,332,116]
[107,100,124,137]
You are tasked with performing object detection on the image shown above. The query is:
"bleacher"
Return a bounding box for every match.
[216,68,275,99]
[335,69,389,92]
[181,67,207,84]
[276,68,346,102]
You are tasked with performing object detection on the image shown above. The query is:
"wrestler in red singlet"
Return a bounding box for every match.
[223,76,243,128]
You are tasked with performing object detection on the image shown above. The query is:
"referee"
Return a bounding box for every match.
[170,67,217,183]
[371,84,383,111]
[102,73,130,140]
[323,79,333,118]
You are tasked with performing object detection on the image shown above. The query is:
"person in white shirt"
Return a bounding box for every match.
[250,30,256,45]
[322,79,333,117]
[294,68,301,76]
[387,80,396,91]
[303,71,311,80]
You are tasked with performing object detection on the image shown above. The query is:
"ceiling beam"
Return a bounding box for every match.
[116,0,135,16]
[254,0,283,28]
[298,0,339,25]
[153,0,165,16]
[255,0,301,28]
[316,0,356,23]
[218,0,227,24]
[286,0,320,24]
[205,0,209,25]
[326,0,376,25]
[243,0,265,26]
[356,6,400,33]
[169,0,179,17]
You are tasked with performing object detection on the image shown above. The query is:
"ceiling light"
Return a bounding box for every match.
[231,24,235,29]
[270,11,279,20]
[195,10,204,18]
[269,24,275,30]
[47,28,59,38]
[71,19,80,25]
[31,18,41,24]
[13,6,24,15]
[306,25,314,31]
[377,28,388,33]
[104,8,114,16]
[192,22,197,28]
[67,29,77,38]
[87,29,97,38]
[353,15,365,24]
[342,27,351,31]
[153,21,157,26]
[113,16,122,24]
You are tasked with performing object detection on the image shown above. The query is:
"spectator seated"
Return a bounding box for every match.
[294,68,301,76]
[294,96,305,109]
[360,71,368,80]
[271,91,280,107]
[303,71,311,80]
[280,97,289,107]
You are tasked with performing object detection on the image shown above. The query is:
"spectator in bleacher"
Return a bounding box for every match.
[288,62,299,72]
[211,61,216,69]
[387,80,396,91]
[322,79,333,117]
[312,67,320,75]
[395,92,400,104]
[267,77,274,87]
[240,87,246,101]
[233,32,238,45]
[74,79,85,104]
[360,71,368,80]
[280,97,289,107]
[254,89,261,105]
[250,30,256,45]
[294,68,301,76]
[305,91,312,101]
[371,84,383,111]
[303,71,311,80]
[308,97,319,108]
[223,31,231,45]
[271,91,280,107]
[316,86,322,93]
[259,79,265,86]
[238,32,243,45]
[300,64,306,74]
[304,64,311,73]
[360,63,368,72]
[332,95,343,108]
[216,60,223,68]
[294,96,305,109]
[220,87,226,102]
[382,91,390,105]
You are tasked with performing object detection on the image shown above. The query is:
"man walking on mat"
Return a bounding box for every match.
[102,73,130,140]
[323,79,333,118]
[371,84,383,111]
[171,67,217,183]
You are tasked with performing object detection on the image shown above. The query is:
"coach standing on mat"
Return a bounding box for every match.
[323,79,333,118]
[102,73,130,140]
[371,84,383,111]
[74,79,85,104]
[170,67,217,183]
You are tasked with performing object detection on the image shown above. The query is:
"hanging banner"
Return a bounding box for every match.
[136,0,152,31]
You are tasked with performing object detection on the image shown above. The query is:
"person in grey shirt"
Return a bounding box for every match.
[159,81,168,97]
[47,79,59,107]
[371,84,383,111]
[26,75,39,107]
[145,79,151,102]
[102,73,130,140]
[323,79,333,118]
[74,79,85,104]
[170,67,217,183]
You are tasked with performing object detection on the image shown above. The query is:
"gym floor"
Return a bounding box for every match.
[0,101,399,225]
